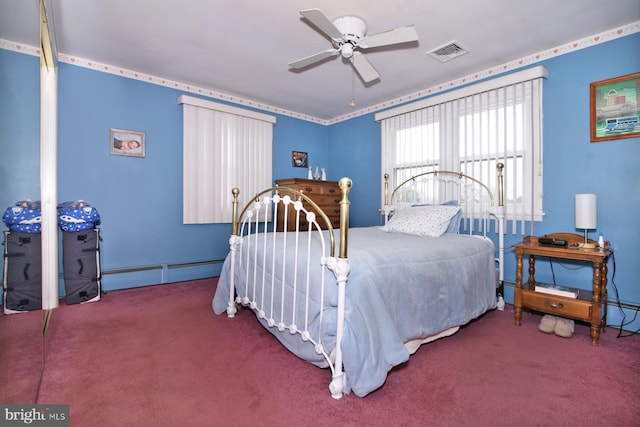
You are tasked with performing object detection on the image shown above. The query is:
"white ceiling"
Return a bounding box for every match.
[1,0,639,122]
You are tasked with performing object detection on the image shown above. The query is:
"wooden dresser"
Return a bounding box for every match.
[274,178,341,231]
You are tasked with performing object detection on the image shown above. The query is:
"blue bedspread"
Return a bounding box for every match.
[212,226,497,397]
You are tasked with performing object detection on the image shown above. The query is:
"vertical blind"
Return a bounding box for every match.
[180,95,275,224]
[378,68,547,234]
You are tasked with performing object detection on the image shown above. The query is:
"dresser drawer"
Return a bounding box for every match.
[281,192,340,209]
[521,289,593,320]
[277,203,338,223]
[308,196,341,215]
[277,185,339,201]
[308,193,341,204]
[276,190,340,220]
[276,210,339,230]
[294,182,338,196]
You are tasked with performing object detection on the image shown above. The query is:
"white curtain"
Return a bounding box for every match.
[379,68,547,234]
[180,95,275,223]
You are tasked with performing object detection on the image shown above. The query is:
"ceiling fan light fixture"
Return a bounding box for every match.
[341,43,354,58]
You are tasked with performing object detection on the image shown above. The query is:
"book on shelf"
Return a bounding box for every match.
[534,283,579,298]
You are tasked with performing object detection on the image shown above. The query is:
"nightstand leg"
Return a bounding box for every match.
[601,263,608,334]
[515,253,523,326]
[515,306,522,326]
[590,261,604,346]
[527,255,536,290]
[590,325,600,346]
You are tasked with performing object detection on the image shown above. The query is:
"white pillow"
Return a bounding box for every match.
[382,205,461,237]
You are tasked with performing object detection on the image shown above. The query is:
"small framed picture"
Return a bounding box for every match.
[110,128,146,157]
[292,151,308,168]
[590,72,640,142]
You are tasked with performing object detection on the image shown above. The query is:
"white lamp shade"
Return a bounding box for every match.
[575,194,597,230]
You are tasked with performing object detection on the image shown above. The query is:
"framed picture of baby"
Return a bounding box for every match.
[110,128,146,157]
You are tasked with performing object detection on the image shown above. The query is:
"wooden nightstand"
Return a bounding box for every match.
[513,232,611,346]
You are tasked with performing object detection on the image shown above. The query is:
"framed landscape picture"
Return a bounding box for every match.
[590,72,640,142]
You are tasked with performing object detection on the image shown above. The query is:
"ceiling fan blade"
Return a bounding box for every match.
[349,52,380,83]
[300,8,343,41]
[359,25,419,49]
[288,48,340,69]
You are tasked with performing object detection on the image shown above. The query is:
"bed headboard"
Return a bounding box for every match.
[382,163,505,288]
[383,163,504,226]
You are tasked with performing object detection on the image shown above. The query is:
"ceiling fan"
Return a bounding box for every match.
[288,9,419,83]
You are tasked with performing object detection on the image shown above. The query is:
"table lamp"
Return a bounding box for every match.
[575,194,597,249]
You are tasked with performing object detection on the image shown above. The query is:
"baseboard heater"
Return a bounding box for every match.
[167,259,225,269]
[102,259,225,276]
[101,265,163,276]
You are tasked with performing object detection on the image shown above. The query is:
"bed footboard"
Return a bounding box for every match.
[225,177,352,399]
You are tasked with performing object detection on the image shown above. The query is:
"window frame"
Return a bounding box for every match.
[378,67,548,225]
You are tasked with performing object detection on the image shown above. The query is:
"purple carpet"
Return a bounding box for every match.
[0,308,43,404]
[1,278,638,426]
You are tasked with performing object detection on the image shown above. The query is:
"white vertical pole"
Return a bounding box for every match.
[40,0,59,310]
[40,64,58,310]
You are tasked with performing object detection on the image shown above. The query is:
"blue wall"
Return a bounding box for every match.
[328,115,382,227]
[1,33,639,330]
[0,50,40,215]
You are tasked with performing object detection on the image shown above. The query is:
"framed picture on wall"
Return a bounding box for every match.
[292,151,308,168]
[590,72,640,142]
[110,128,146,157]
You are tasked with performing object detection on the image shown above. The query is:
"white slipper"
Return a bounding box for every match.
[554,318,575,338]
[538,314,557,334]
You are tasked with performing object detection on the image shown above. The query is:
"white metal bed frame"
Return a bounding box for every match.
[222,165,504,399]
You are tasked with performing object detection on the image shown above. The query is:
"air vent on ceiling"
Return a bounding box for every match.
[427,41,469,62]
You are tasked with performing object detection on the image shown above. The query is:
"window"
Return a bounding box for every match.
[377,67,548,233]
[179,95,276,224]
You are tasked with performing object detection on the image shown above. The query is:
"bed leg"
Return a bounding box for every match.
[226,235,242,318]
[226,300,237,318]
[327,257,351,400]
[330,373,345,400]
